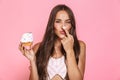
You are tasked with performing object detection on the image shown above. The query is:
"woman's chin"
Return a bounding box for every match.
[58,35,66,39]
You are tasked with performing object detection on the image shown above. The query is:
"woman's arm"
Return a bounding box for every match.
[78,41,86,78]
[19,42,40,80]
[60,29,86,80]
[29,43,40,80]
[66,40,86,80]
[29,59,39,80]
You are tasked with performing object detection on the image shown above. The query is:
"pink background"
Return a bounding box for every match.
[0,0,120,80]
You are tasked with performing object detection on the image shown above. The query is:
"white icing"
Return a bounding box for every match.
[20,32,33,43]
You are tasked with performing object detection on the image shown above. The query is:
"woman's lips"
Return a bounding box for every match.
[60,31,66,35]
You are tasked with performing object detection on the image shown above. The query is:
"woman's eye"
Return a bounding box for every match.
[55,21,60,23]
[66,21,71,23]
[66,21,71,24]
[66,20,71,23]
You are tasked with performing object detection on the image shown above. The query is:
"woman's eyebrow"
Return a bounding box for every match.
[55,19,61,21]
[55,19,71,21]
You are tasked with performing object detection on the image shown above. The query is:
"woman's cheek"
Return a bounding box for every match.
[66,26,71,31]
[54,24,61,30]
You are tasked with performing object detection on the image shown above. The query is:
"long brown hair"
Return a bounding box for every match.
[36,4,80,80]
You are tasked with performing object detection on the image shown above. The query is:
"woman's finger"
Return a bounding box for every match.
[62,27,70,37]
[24,48,29,56]
[19,43,25,53]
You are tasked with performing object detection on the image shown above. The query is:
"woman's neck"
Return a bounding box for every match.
[55,38,62,48]
[52,38,63,58]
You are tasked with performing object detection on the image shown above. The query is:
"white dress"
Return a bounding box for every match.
[47,56,67,80]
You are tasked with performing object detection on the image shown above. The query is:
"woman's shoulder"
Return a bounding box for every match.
[78,40,86,47]
[32,42,41,54]
[78,40,86,58]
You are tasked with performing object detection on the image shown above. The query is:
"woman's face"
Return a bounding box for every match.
[54,10,71,39]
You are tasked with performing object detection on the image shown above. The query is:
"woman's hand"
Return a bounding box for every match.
[19,43,36,62]
[61,28,74,53]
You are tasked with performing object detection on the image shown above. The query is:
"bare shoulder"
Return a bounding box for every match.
[78,40,86,76]
[32,42,41,54]
[78,40,86,48]
[78,40,86,56]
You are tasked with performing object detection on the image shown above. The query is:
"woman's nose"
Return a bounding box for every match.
[61,25,66,29]
[62,25,66,29]
[61,23,66,29]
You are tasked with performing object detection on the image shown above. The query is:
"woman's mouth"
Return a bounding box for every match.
[60,31,66,35]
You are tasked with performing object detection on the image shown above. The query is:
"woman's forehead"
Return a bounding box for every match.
[55,10,70,20]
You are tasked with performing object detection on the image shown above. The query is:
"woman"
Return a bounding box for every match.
[19,4,86,80]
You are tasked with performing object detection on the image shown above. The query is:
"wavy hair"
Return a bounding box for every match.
[36,4,80,80]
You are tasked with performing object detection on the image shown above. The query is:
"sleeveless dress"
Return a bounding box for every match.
[47,56,67,80]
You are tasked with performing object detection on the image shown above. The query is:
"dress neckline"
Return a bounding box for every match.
[50,56,64,60]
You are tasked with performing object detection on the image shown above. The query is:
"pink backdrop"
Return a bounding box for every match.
[0,0,120,80]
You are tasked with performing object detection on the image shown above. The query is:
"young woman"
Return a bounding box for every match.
[19,4,86,80]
